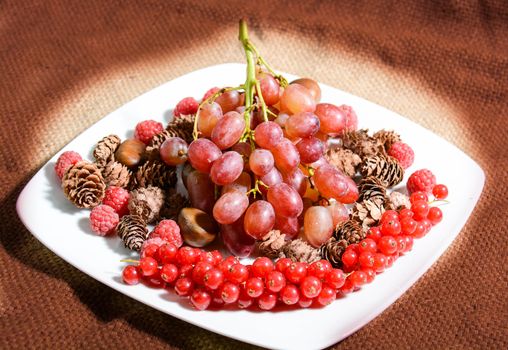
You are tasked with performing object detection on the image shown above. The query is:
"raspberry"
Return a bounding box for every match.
[150,219,183,247]
[134,120,164,145]
[338,104,358,131]
[102,186,130,216]
[407,169,436,194]
[173,97,199,117]
[54,151,82,180]
[89,205,119,236]
[202,87,220,102]
[388,141,415,169]
[140,237,166,259]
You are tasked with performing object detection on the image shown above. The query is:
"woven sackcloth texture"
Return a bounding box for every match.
[1,1,507,349]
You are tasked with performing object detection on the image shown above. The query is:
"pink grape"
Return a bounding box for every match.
[244,200,276,239]
[221,216,256,258]
[186,171,215,213]
[312,164,348,200]
[285,112,320,138]
[339,104,358,131]
[215,90,241,113]
[308,156,329,170]
[296,137,325,164]
[314,103,347,135]
[303,206,334,247]
[231,142,252,170]
[267,183,303,218]
[160,137,188,166]
[210,151,243,185]
[280,84,316,114]
[187,138,222,173]
[254,121,283,150]
[274,113,290,128]
[221,172,252,195]
[258,73,280,106]
[211,111,246,150]
[282,167,307,197]
[327,201,349,227]
[249,149,274,176]
[291,78,321,103]
[272,138,300,173]
[338,176,359,204]
[259,167,283,196]
[274,215,300,239]
[213,190,249,224]
[197,102,223,137]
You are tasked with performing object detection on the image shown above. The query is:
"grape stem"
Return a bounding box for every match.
[239,19,257,147]
[246,179,269,198]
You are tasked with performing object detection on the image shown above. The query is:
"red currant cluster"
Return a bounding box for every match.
[123,245,348,311]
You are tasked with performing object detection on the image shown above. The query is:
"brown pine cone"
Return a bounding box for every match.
[333,220,365,244]
[166,114,195,144]
[116,215,148,251]
[62,161,106,208]
[387,191,411,210]
[358,176,387,202]
[319,238,348,268]
[160,189,190,220]
[281,239,322,263]
[351,198,385,232]
[324,147,362,177]
[360,155,404,187]
[93,135,121,168]
[145,130,171,161]
[128,186,165,223]
[257,230,287,259]
[102,161,131,188]
[342,129,385,158]
[373,130,401,151]
[132,160,177,190]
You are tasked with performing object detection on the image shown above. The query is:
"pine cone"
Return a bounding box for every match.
[319,238,348,268]
[62,161,106,208]
[128,186,165,223]
[132,160,177,190]
[387,191,411,210]
[360,155,404,187]
[116,215,148,251]
[93,135,121,168]
[281,239,322,263]
[333,220,365,244]
[160,189,190,220]
[351,198,385,232]
[358,176,387,202]
[145,130,171,161]
[373,130,401,151]
[342,129,385,158]
[257,230,287,259]
[102,161,131,188]
[166,114,195,144]
[325,147,362,177]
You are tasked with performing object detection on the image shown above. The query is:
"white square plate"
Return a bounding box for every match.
[16,63,484,350]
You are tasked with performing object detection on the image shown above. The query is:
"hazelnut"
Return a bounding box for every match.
[115,139,146,168]
[178,208,218,247]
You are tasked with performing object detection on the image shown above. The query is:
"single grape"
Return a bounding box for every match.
[221,171,252,195]
[282,167,307,197]
[213,190,249,224]
[244,200,276,239]
[211,111,246,150]
[210,151,244,185]
[221,216,256,258]
[186,170,215,213]
[159,137,188,166]
[197,102,223,137]
[290,78,321,103]
[327,201,349,227]
[259,167,283,196]
[274,113,290,128]
[303,206,334,247]
[274,215,300,239]
[272,138,300,173]
[254,121,283,150]
[338,175,359,204]
[338,104,358,131]
[312,164,348,201]
[187,138,222,173]
[280,84,316,114]
[314,103,347,135]
[267,183,303,218]
[257,72,280,105]
[215,90,241,113]
[231,141,252,170]
[285,112,320,138]
[296,137,325,164]
[249,149,274,177]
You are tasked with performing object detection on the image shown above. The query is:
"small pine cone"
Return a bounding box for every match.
[319,238,348,268]
[62,161,106,208]
[333,220,365,244]
[358,176,387,202]
[93,135,121,168]
[166,114,195,144]
[373,130,401,151]
[257,230,287,259]
[145,130,171,161]
[132,160,177,190]
[102,161,132,188]
[282,239,322,264]
[325,147,362,177]
[160,189,190,220]
[342,129,385,158]
[128,186,165,223]
[360,155,404,187]
[387,191,411,210]
[116,215,148,251]
[351,198,386,232]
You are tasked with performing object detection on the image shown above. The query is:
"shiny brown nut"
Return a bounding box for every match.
[178,207,218,247]
[115,139,146,168]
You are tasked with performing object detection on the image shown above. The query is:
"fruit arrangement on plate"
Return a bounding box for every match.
[54,20,448,311]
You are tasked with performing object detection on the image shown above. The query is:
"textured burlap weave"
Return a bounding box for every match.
[1,1,507,349]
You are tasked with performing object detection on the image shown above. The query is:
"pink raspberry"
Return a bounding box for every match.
[150,219,183,247]
[140,237,166,259]
[339,104,358,131]
[134,120,164,145]
[90,205,119,236]
[102,186,130,216]
[173,97,199,117]
[54,151,82,180]
[388,142,415,169]
[407,169,436,194]
[202,87,220,102]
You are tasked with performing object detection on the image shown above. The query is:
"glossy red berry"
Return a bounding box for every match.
[300,276,322,298]
[381,210,399,223]
[217,256,240,274]
[399,208,414,220]
[428,207,443,225]
[385,254,396,268]
[400,217,417,235]
[197,251,215,265]
[325,268,346,289]
[381,219,401,236]
[160,264,178,283]
[176,246,199,266]
[410,191,428,204]
[203,268,224,290]
[432,184,448,200]
[358,238,377,253]
[144,271,164,288]
[373,253,387,272]
[258,292,278,310]
[339,278,354,294]
[210,250,223,265]
[245,277,264,298]
[178,264,194,279]
[158,243,178,264]
[307,260,332,279]
[411,200,430,220]
[192,262,213,285]
[316,285,336,306]
[362,268,376,283]
[122,265,140,285]
[285,262,307,284]
[298,296,313,308]
[280,284,300,305]
[265,270,286,293]
[378,236,398,255]
[251,257,274,278]
[341,249,358,268]
[404,235,414,252]
[220,282,240,304]
[190,288,211,311]
[226,263,249,284]
[349,270,367,288]
[359,251,375,268]
[237,288,253,309]
[175,277,194,296]
[139,257,158,276]
[275,258,292,273]
[413,221,427,238]
[421,218,432,233]
[395,236,408,253]
[366,226,382,243]
[141,244,159,260]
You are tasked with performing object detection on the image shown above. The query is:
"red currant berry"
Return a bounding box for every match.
[349,270,367,288]
[385,254,396,268]
[358,238,377,253]
[160,264,178,283]
[410,191,428,204]
[158,243,178,264]
[362,268,375,283]
[122,265,140,285]
[220,282,240,304]
[300,276,322,299]
[265,270,286,293]
[139,257,158,276]
[285,262,307,284]
[432,184,448,200]
[308,260,333,279]
[251,257,274,278]
[421,218,432,233]
[192,262,213,285]
[298,296,313,308]
[347,243,360,253]
[197,251,215,264]
[373,253,387,272]
[358,251,375,268]
[203,268,224,290]
[175,277,194,296]
[178,264,194,279]
[275,258,292,273]
[339,278,355,294]
[226,263,249,284]
[245,277,264,298]
[210,250,223,265]
[399,208,414,220]
[411,200,430,220]
[190,288,211,310]
[395,236,407,254]
[144,270,164,288]
[217,256,240,274]
[413,221,427,238]
[400,217,417,235]
[366,226,382,242]
[381,210,399,223]
[428,207,443,225]
[325,268,346,289]
[142,244,160,260]
[404,235,414,252]
[381,219,401,236]
[211,289,225,307]
[238,287,253,309]
[341,249,358,268]
[258,292,278,310]
[316,285,336,306]
[378,236,398,255]
[176,246,199,266]
[280,284,300,305]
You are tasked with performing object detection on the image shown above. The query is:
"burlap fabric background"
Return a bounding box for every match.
[1,1,507,349]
